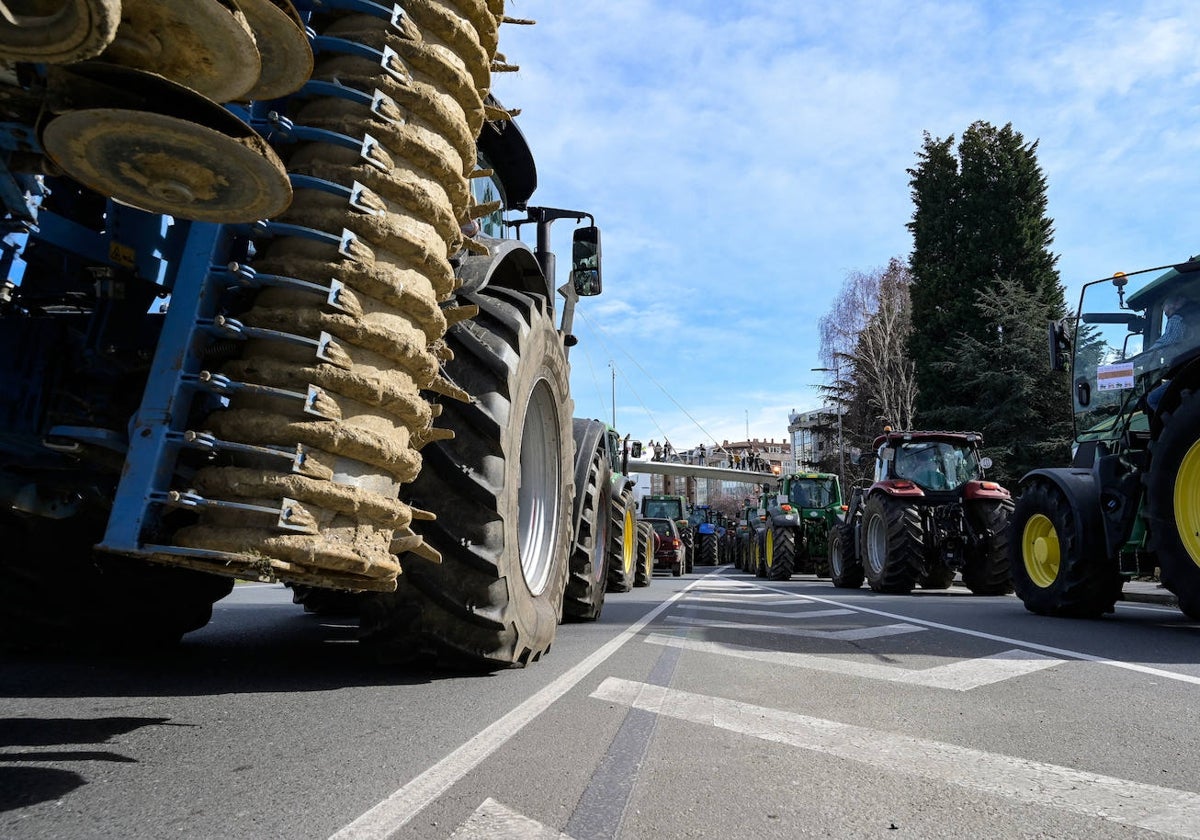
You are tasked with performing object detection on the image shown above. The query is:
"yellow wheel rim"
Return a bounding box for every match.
[765,530,774,568]
[1174,438,1200,570]
[623,509,636,576]
[1022,513,1060,589]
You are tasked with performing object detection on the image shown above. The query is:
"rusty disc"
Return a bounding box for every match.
[42,107,291,222]
[237,0,312,100]
[100,0,261,103]
[0,0,121,63]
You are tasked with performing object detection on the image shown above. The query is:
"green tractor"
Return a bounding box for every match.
[760,472,843,580]
[1010,259,1200,619]
[564,422,647,620]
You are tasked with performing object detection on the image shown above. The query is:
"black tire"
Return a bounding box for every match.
[766,525,796,580]
[1145,388,1200,620]
[360,288,572,668]
[607,488,636,593]
[0,517,232,652]
[1008,479,1119,617]
[961,498,1015,595]
[862,494,922,594]
[697,532,719,566]
[828,522,864,589]
[634,521,653,588]
[562,422,612,621]
[918,565,955,589]
[753,533,767,578]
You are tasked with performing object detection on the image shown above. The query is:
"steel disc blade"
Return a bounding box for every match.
[100,0,261,103]
[43,107,291,222]
[238,0,311,100]
[0,0,121,63]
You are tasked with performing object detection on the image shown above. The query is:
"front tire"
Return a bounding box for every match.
[1145,388,1200,619]
[360,288,572,668]
[766,525,796,581]
[862,494,922,594]
[1008,479,1118,617]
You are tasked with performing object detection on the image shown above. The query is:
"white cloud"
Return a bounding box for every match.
[492,0,1200,446]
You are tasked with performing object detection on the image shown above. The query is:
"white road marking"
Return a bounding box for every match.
[665,613,925,640]
[645,634,1061,690]
[738,578,1200,686]
[677,604,856,619]
[448,798,573,840]
[591,677,1200,838]
[685,592,796,603]
[327,576,711,839]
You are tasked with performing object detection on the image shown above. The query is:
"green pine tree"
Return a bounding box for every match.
[906,121,1072,479]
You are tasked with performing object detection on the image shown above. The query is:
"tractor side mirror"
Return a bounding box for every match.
[570,226,602,297]
[630,440,643,458]
[1048,319,1071,372]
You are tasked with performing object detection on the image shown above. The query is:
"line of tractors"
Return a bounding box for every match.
[724,258,1200,626]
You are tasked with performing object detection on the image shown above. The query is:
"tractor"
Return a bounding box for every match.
[828,430,1013,594]
[760,471,842,580]
[1009,259,1200,619]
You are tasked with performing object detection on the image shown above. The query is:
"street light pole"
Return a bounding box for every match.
[811,364,844,485]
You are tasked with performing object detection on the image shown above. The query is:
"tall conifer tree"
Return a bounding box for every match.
[906,121,1072,478]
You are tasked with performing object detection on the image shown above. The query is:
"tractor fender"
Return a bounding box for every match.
[1017,468,1108,557]
[456,239,548,300]
[962,480,1011,501]
[696,523,717,535]
[768,511,800,528]
[869,480,925,499]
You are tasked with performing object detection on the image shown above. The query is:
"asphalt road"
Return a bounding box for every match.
[3,566,1199,839]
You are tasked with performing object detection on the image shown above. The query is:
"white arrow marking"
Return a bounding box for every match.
[646,634,1060,690]
[448,798,574,840]
[665,613,924,640]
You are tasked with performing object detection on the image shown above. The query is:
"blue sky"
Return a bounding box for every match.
[490,0,1200,450]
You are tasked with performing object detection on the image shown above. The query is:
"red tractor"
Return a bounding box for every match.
[828,430,1013,594]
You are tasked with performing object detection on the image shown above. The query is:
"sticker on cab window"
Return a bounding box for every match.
[1097,362,1135,391]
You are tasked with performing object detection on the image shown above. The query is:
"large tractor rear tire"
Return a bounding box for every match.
[828,522,864,589]
[1008,479,1119,617]
[862,494,922,593]
[563,422,611,622]
[1145,388,1200,620]
[697,532,719,566]
[634,521,653,587]
[766,525,796,581]
[753,534,766,578]
[360,288,573,668]
[606,488,636,593]
[962,498,1015,595]
[0,517,232,651]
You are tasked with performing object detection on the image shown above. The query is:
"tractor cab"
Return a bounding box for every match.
[874,432,990,494]
[1069,260,1200,449]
